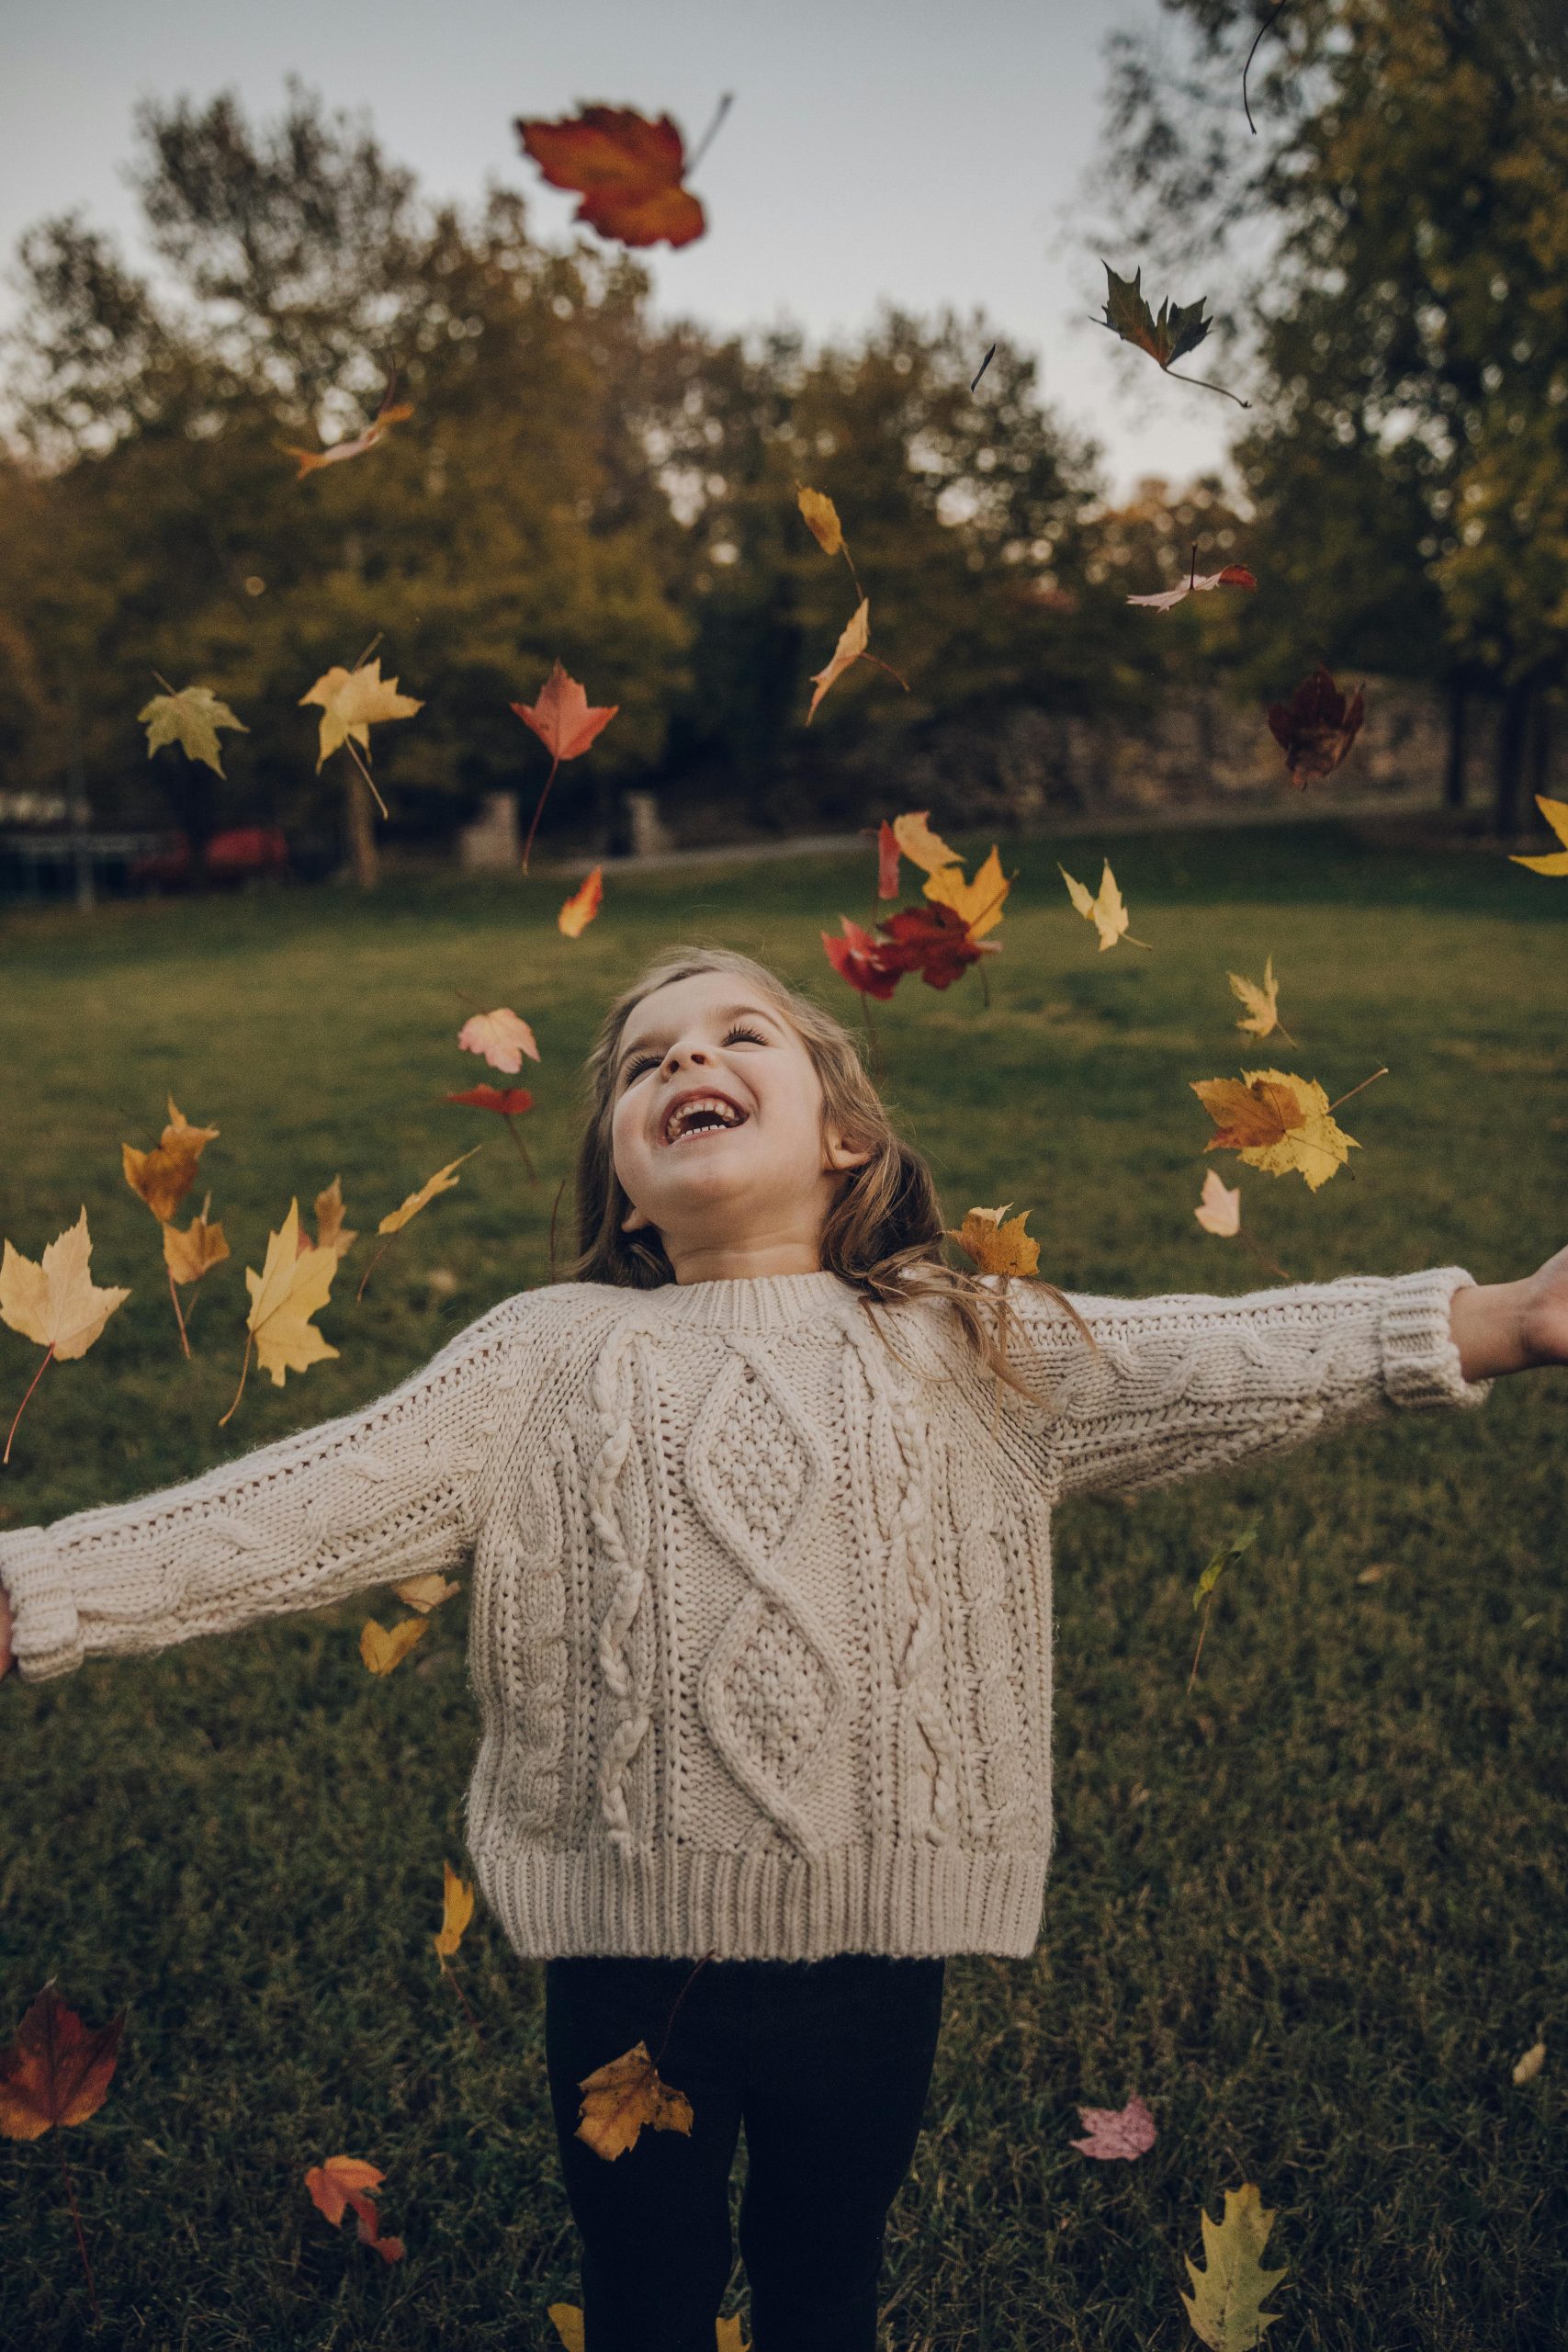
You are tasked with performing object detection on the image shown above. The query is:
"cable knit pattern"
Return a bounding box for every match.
[0,1263,1493,1960]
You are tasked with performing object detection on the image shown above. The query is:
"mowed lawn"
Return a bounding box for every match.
[1,820,1564,2352]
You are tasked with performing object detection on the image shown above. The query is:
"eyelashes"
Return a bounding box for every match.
[621,1023,768,1086]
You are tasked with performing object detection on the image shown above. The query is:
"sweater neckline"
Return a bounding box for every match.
[647,1270,857,1333]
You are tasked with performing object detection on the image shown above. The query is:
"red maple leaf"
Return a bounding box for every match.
[444,1085,534,1115]
[822,916,903,1000]
[511,661,618,872]
[1266,664,1366,789]
[880,901,995,990]
[875,820,900,900]
[514,107,705,249]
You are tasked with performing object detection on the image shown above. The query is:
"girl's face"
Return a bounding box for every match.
[609,970,869,1279]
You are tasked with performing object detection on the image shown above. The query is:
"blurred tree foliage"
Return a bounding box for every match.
[1098,0,1568,833]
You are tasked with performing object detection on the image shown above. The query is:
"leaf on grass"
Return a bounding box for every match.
[1099,262,1213,368]
[575,2038,695,2161]
[457,1008,540,1073]
[1060,859,1147,952]
[558,867,604,937]
[434,1860,476,1960]
[303,2154,405,2264]
[890,810,961,876]
[123,1096,220,1223]
[796,485,845,557]
[243,1200,339,1385]
[359,1617,427,1675]
[393,1573,462,1613]
[1070,2093,1156,2160]
[0,1985,126,2143]
[807,599,871,723]
[378,1148,482,1236]
[284,379,414,479]
[1194,1168,1242,1238]
[1227,956,1285,1040]
[0,1209,130,1361]
[301,660,423,774]
[138,685,248,777]
[515,107,706,249]
[1512,2040,1546,2086]
[947,1204,1040,1277]
[1192,1069,1359,1191]
[1193,1526,1258,1610]
[1128,565,1257,613]
[1179,2182,1288,2351]
[512,662,618,766]
[922,844,1010,939]
[1266,666,1365,789]
[1509,794,1568,876]
[550,2307,746,2351]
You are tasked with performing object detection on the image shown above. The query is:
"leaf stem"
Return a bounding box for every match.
[860,652,910,693]
[1164,365,1251,409]
[1243,0,1296,135]
[686,91,734,174]
[970,343,997,393]
[218,1330,252,1428]
[547,1174,568,1285]
[167,1266,191,1359]
[3,1341,54,1465]
[1327,1065,1389,1114]
[651,1955,716,2072]
[58,2140,100,2327]
[344,735,390,821]
[355,1234,398,1305]
[520,753,561,875]
[439,1957,485,2045]
[502,1117,537,1182]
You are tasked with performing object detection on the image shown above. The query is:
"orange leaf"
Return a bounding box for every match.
[445,1085,535,1115]
[304,2154,405,2263]
[359,1617,427,1674]
[806,599,870,724]
[284,378,414,479]
[575,2038,695,2161]
[558,867,604,937]
[947,1204,1040,1277]
[515,107,705,248]
[512,662,618,764]
[122,1095,220,1223]
[433,1860,475,1960]
[1126,563,1257,613]
[0,1984,125,2143]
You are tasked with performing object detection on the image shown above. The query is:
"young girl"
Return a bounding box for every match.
[2,944,1562,2352]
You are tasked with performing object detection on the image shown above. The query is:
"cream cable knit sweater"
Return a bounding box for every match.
[0,1265,1491,1961]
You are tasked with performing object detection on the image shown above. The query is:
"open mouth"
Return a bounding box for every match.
[661,1091,750,1145]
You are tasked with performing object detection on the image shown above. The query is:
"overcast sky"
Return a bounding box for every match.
[0,0,1243,500]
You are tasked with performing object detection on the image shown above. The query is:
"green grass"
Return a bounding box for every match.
[1,820,1565,2351]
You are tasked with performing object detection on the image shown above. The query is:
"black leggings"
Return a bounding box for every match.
[544,1950,947,2352]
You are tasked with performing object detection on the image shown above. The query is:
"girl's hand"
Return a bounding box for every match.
[1450,1245,1568,1379]
[0,1581,13,1679]
[1518,1240,1568,1370]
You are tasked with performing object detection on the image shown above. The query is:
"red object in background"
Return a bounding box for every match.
[130,827,290,890]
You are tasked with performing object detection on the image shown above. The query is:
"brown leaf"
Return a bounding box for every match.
[0,1984,125,2143]
[575,2038,695,2161]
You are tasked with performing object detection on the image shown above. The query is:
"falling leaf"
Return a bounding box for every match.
[1179,2182,1288,2351]
[1509,794,1568,876]
[1227,956,1291,1042]
[1266,666,1366,789]
[891,810,961,876]
[876,820,900,900]
[922,844,1010,940]
[1512,2040,1547,2086]
[807,599,871,723]
[1127,563,1257,613]
[796,485,845,557]
[1070,2094,1156,2161]
[243,1199,340,1386]
[1194,1169,1242,1237]
[558,867,604,937]
[948,1204,1040,1278]
[1192,1069,1359,1191]
[1059,859,1151,952]
[446,1084,535,1115]
[881,901,997,990]
[378,1148,482,1237]
[1193,1526,1258,1611]
[575,2038,695,2161]
[138,684,248,777]
[393,1573,461,1613]
[1099,261,1213,368]
[822,916,902,1001]
[164,1206,231,1286]
[300,660,423,775]
[296,1176,358,1261]
[1,1208,130,1363]
[513,662,618,870]
[359,1617,428,1675]
[304,2154,405,2264]
[434,1860,476,1960]
[0,1984,126,2143]
[284,378,413,479]
[515,107,705,249]
[457,1008,540,1074]
[122,1096,220,1223]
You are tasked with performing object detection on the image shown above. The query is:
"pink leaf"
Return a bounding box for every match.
[1070,2093,1156,2160]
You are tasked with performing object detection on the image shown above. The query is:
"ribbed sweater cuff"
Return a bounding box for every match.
[0,1527,83,1683]
[1380,1266,1494,1410]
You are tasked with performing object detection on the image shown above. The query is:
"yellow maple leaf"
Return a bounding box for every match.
[923,844,1010,940]
[1059,859,1152,952]
[1194,1169,1242,1237]
[359,1616,427,1675]
[163,1204,231,1285]
[1179,2180,1289,2351]
[0,1208,130,1360]
[947,1203,1040,1276]
[1509,794,1568,876]
[243,1198,340,1385]
[574,2038,695,2162]
[122,1095,221,1224]
[392,1573,462,1613]
[806,598,870,723]
[310,1175,358,1260]
[890,810,961,875]
[795,484,844,557]
[377,1148,482,1236]
[433,1860,475,1960]
[1192,1069,1359,1192]
[1226,955,1293,1043]
[299,659,423,773]
[138,684,249,777]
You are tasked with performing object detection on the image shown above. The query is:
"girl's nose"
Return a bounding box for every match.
[661,1039,713,1074]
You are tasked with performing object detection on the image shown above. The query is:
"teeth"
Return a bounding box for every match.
[665,1094,746,1142]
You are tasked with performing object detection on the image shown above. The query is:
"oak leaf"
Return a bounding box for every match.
[1070,2093,1156,2160]
[1226,956,1292,1043]
[304,2154,405,2263]
[1192,1069,1359,1191]
[359,1617,427,1675]
[457,1008,540,1073]
[1179,2182,1288,2350]
[393,1573,462,1613]
[948,1204,1040,1277]
[123,1095,220,1223]
[891,810,960,876]
[138,684,248,777]
[1127,563,1256,613]
[1509,793,1568,876]
[284,379,413,479]
[243,1199,340,1385]
[1266,665,1365,789]
[1194,1169,1242,1238]
[0,1984,126,2143]
[575,2038,695,2161]
[558,866,604,937]
[300,660,423,775]
[1060,859,1151,952]
[515,107,705,249]
[796,485,845,557]
[1,1208,130,1363]
[434,1860,476,1960]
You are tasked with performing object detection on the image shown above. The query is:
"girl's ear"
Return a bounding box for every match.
[620,1196,651,1233]
[824,1125,874,1174]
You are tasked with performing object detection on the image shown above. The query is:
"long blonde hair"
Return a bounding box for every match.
[571,944,1096,1389]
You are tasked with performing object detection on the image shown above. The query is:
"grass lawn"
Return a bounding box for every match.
[1,819,1564,2351]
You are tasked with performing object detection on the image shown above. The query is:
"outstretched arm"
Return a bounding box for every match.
[0,1291,536,1683]
[1005,1259,1541,1503]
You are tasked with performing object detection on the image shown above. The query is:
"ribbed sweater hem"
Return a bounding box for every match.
[470,1838,1050,1962]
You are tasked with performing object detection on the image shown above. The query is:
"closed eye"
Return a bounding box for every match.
[620,1021,772,1087]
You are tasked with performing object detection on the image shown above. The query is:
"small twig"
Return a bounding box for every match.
[1189,540,1198,592]
[1327,1065,1389,1114]
[3,1342,54,1464]
[970,344,997,394]
[217,1330,253,1428]
[344,734,389,821]
[167,1266,191,1359]
[520,753,561,875]
[1239,1227,1292,1284]
[841,545,865,605]
[1188,1596,1217,1693]
[58,2140,100,2327]
[687,91,734,174]
[650,1955,716,2071]
[1243,0,1296,135]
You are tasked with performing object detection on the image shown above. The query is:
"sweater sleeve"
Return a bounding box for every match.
[1006,1265,1494,1502]
[0,1292,532,1684]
